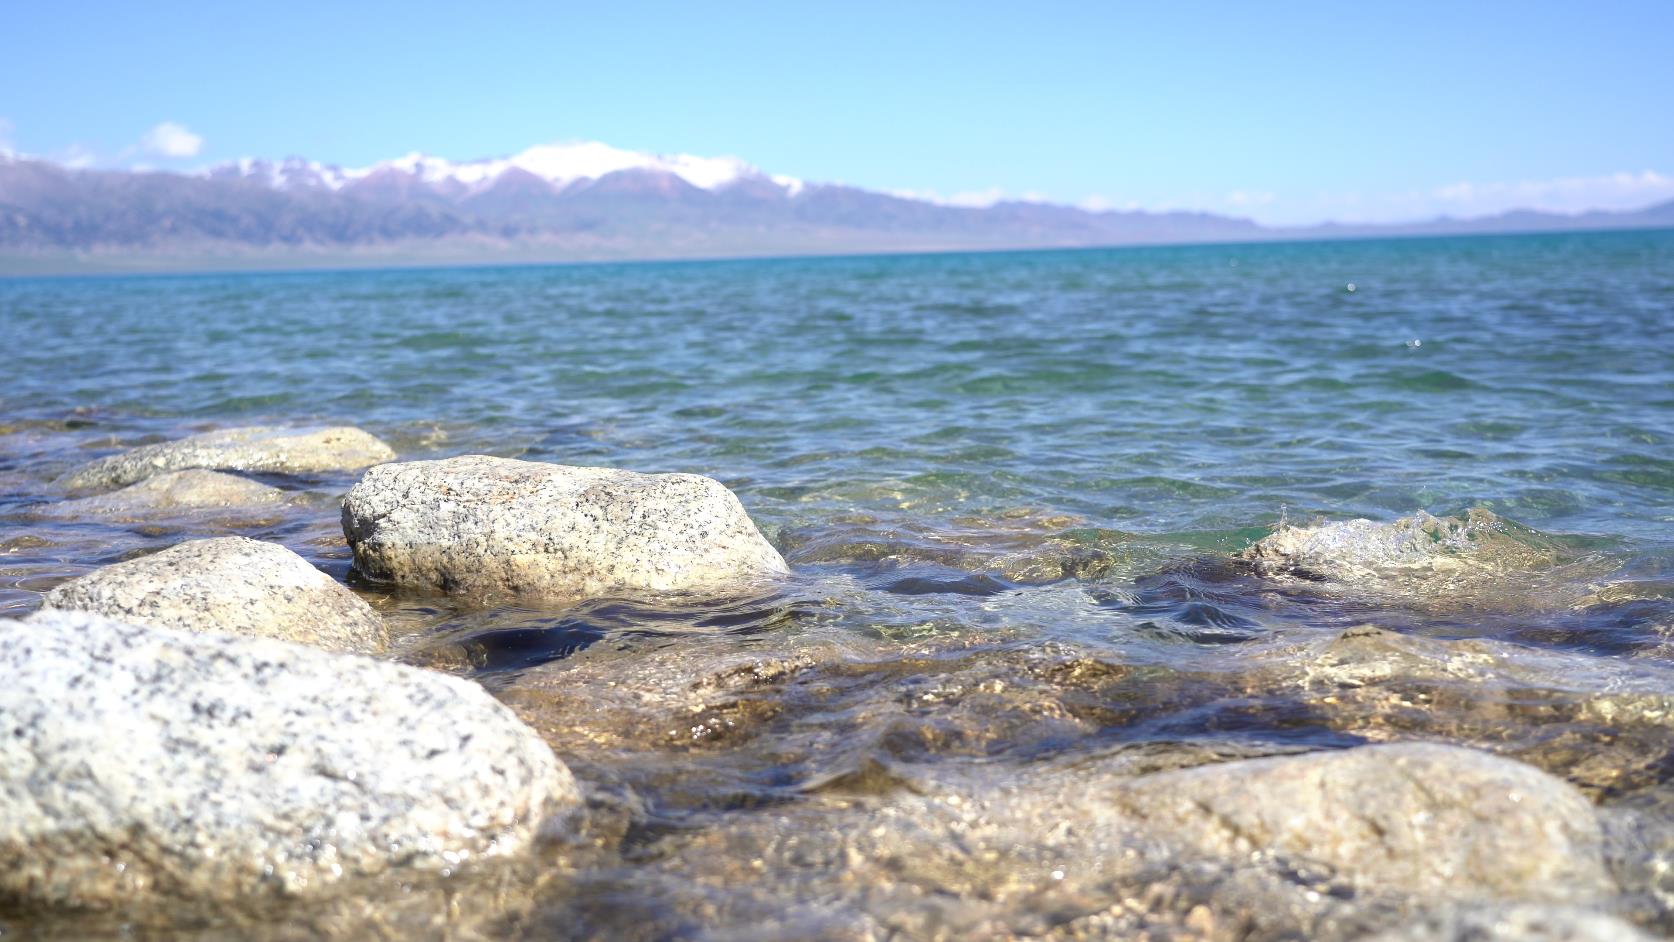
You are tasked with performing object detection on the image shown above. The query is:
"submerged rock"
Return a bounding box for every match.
[56,426,395,492]
[527,737,1621,942]
[37,468,288,519]
[1117,742,1611,902]
[0,610,576,908]
[1239,508,1602,610]
[341,455,789,602]
[1235,624,1674,798]
[42,536,389,654]
[1360,905,1653,942]
[779,509,1136,585]
[1244,508,1563,578]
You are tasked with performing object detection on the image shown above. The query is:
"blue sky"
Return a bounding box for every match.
[2,0,1670,225]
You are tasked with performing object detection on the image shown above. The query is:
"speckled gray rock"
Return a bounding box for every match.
[1117,743,1610,901]
[38,469,287,518]
[56,426,395,492]
[342,455,790,601]
[41,537,390,654]
[0,610,577,908]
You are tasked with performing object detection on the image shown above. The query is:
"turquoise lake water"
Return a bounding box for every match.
[3,229,1674,937]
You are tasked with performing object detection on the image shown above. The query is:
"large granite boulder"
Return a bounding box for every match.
[42,536,389,654]
[37,469,288,519]
[341,455,789,601]
[1116,742,1611,901]
[0,610,577,908]
[56,426,395,492]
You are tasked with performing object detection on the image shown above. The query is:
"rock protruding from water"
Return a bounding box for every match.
[0,610,576,908]
[341,455,790,601]
[38,469,287,518]
[1245,508,1568,577]
[1239,508,1592,609]
[42,536,389,654]
[1118,743,1610,901]
[56,426,396,492]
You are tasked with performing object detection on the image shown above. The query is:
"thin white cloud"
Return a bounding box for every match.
[60,144,97,169]
[1225,190,1276,208]
[1258,170,1674,226]
[139,121,203,158]
[887,186,1052,209]
[1427,170,1673,216]
[1074,191,1267,216]
[1085,172,1673,226]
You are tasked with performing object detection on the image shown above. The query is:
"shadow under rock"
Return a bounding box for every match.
[396,587,815,682]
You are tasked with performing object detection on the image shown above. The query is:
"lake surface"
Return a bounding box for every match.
[3,230,1674,938]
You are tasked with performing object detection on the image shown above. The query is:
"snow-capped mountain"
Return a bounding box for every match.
[4,139,1671,273]
[204,141,806,199]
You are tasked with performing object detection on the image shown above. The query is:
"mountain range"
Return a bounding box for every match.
[2,141,1671,274]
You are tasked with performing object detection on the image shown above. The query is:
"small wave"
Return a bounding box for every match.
[1365,368,1477,392]
[780,511,1134,586]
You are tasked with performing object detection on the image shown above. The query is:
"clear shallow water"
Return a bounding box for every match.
[3,230,1674,938]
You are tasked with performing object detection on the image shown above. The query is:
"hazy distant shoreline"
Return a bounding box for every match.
[3,219,1672,279]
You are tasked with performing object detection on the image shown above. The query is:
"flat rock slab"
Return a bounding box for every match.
[1117,742,1610,902]
[0,610,577,908]
[42,536,389,654]
[37,469,288,519]
[57,426,395,492]
[342,455,789,601]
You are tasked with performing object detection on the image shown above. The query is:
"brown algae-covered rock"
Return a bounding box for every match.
[42,536,389,654]
[341,455,789,602]
[56,425,395,492]
[0,610,577,908]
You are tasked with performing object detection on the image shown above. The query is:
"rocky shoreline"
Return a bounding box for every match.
[1,424,1669,940]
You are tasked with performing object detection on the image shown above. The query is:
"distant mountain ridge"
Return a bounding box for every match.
[2,141,1671,274]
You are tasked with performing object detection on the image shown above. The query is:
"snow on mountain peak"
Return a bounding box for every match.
[209,141,801,196]
[503,141,753,190]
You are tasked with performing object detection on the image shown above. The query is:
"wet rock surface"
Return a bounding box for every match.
[34,469,289,518]
[1115,743,1610,901]
[0,511,1667,940]
[1361,905,1655,942]
[42,536,389,653]
[55,426,395,492]
[1237,508,1612,611]
[0,610,577,910]
[342,455,790,602]
[469,598,1674,940]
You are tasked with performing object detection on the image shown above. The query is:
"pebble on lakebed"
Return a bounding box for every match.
[54,425,395,493]
[341,454,790,601]
[0,610,577,908]
[40,536,389,655]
